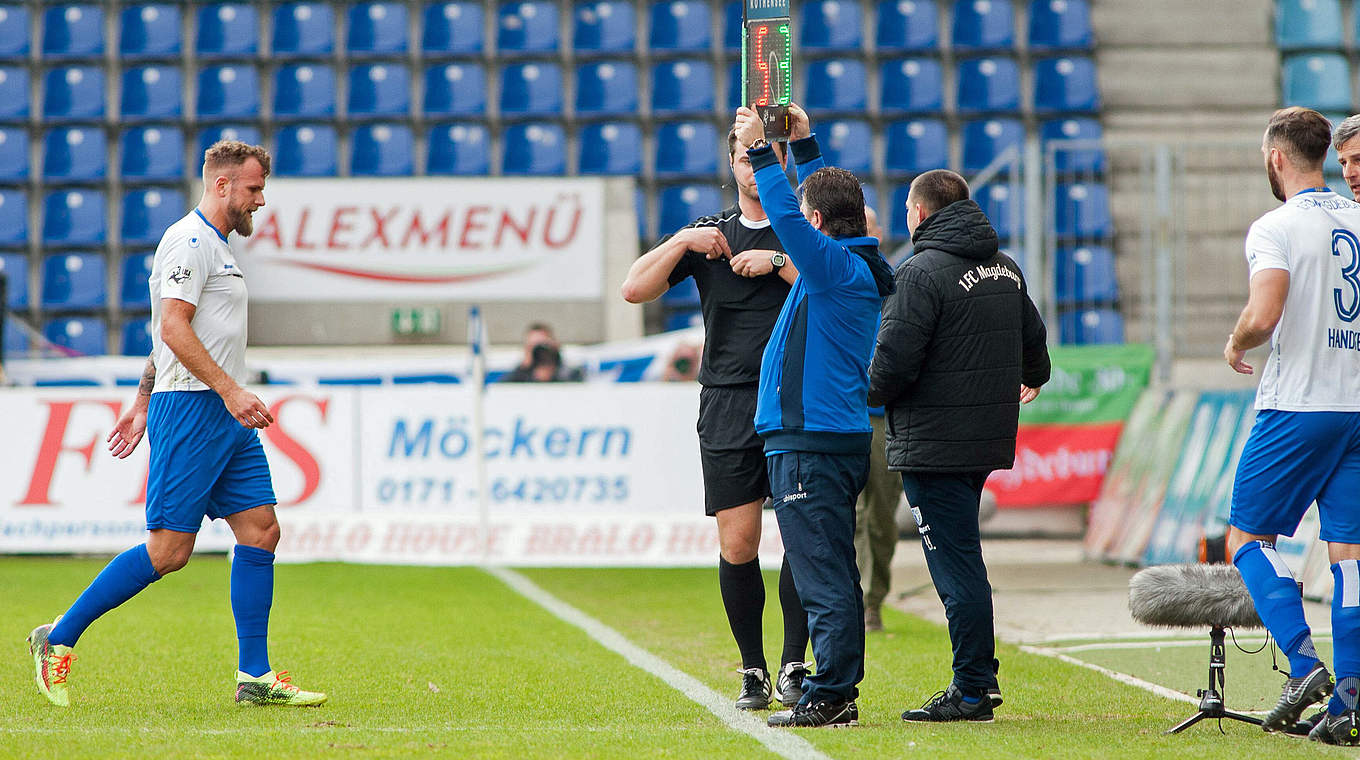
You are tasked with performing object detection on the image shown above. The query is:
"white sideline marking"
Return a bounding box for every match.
[487,567,834,760]
[1018,645,1199,706]
[1050,634,1332,654]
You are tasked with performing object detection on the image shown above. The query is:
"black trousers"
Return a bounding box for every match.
[900,470,998,696]
[768,451,869,704]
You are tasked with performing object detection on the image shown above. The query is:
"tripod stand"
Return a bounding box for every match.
[1166,626,1262,734]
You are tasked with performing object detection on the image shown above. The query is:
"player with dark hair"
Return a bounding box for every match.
[621,123,811,710]
[869,168,1049,723]
[1225,107,1360,745]
[27,141,326,708]
[733,105,895,728]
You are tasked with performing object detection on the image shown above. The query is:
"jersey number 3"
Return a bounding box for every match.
[1333,228,1360,323]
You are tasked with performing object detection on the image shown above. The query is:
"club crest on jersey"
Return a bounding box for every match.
[187,236,200,249]
[167,266,192,285]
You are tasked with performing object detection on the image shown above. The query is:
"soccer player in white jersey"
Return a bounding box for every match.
[27,141,326,708]
[1225,108,1360,745]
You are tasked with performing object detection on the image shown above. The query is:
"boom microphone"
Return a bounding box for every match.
[1128,563,1262,630]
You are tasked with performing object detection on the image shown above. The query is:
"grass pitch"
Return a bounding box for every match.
[0,557,1350,759]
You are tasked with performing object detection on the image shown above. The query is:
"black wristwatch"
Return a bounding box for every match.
[770,252,787,271]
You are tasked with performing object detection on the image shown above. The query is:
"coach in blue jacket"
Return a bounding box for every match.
[733,105,896,729]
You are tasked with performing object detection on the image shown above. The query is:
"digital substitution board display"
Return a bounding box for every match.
[742,1,792,140]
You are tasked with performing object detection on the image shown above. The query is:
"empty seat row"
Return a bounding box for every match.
[1274,0,1359,51]
[0,1,1093,61]
[2,317,154,358]
[1281,53,1360,111]
[0,251,159,311]
[0,188,186,248]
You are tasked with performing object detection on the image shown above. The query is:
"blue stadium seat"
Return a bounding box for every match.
[636,187,650,240]
[580,122,642,175]
[274,125,338,176]
[123,188,186,247]
[889,184,913,238]
[821,120,873,174]
[502,123,567,175]
[723,0,742,52]
[652,60,715,115]
[574,2,636,55]
[1055,245,1117,305]
[1054,181,1112,239]
[43,66,105,121]
[499,62,563,117]
[662,310,702,331]
[955,57,1020,114]
[120,5,182,59]
[0,191,26,247]
[498,2,560,55]
[44,317,107,355]
[352,124,415,176]
[424,63,486,117]
[1042,117,1104,174]
[120,127,185,183]
[42,5,104,58]
[885,119,949,175]
[0,5,30,60]
[119,251,154,309]
[1029,0,1093,50]
[962,118,1024,173]
[1033,56,1100,113]
[195,4,259,59]
[0,67,28,122]
[659,184,723,234]
[576,62,639,117]
[877,0,939,52]
[1282,53,1351,111]
[423,2,484,56]
[121,318,154,357]
[348,63,411,118]
[196,65,261,121]
[805,59,868,112]
[2,320,25,356]
[43,127,106,183]
[1276,0,1342,51]
[861,184,880,221]
[880,58,944,114]
[662,276,700,306]
[649,1,711,53]
[655,121,720,178]
[976,183,1022,239]
[120,66,183,122]
[727,59,742,109]
[273,64,337,119]
[0,251,26,307]
[952,0,1014,52]
[427,123,490,175]
[273,3,335,57]
[347,3,408,57]
[43,190,105,246]
[197,125,263,161]
[0,127,28,182]
[1060,308,1123,344]
[42,253,106,309]
[801,0,864,52]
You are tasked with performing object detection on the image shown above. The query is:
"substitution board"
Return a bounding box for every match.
[742,0,793,140]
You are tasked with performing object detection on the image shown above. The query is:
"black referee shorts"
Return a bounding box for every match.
[697,384,770,516]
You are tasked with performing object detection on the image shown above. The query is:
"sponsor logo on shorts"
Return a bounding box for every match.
[781,491,809,504]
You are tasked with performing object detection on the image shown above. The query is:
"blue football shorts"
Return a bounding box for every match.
[1230,409,1360,543]
[145,390,277,533]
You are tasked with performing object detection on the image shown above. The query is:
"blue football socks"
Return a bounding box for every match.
[1233,540,1319,678]
[231,545,275,678]
[49,544,161,647]
[1330,561,1360,715]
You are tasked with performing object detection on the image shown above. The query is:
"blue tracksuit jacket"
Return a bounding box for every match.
[749,135,896,455]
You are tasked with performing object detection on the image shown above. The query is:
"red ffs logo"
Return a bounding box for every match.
[20,400,125,506]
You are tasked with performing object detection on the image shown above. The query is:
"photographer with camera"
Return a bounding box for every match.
[621,123,810,712]
[503,322,583,383]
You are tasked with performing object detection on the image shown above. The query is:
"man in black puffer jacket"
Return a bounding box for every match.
[868,169,1050,724]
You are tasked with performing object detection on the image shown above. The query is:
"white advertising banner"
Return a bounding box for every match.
[0,385,778,566]
[234,177,606,302]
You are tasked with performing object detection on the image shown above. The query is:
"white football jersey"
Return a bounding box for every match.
[149,209,249,393]
[1245,188,1360,411]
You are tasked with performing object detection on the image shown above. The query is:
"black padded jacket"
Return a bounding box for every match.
[866,198,1051,472]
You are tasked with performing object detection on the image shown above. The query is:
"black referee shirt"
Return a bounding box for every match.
[662,205,791,387]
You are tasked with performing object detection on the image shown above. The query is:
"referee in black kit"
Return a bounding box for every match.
[621,129,811,711]
[868,169,1050,723]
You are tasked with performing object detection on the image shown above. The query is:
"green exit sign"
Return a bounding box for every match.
[391,307,442,337]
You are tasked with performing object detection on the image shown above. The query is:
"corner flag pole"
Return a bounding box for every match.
[468,305,491,564]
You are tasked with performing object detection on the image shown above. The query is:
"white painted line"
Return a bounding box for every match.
[487,567,834,760]
[1018,645,1199,706]
[1049,634,1332,654]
